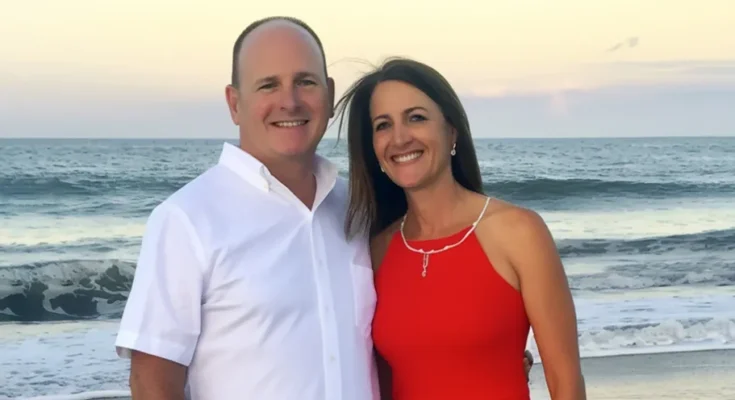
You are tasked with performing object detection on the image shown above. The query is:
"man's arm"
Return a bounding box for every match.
[115,202,206,399]
[130,351,188,400]
[524,350,534,381]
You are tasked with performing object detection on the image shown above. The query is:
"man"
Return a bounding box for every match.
[115,16,533,399]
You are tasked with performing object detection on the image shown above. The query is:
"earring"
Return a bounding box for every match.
[450,142,456,156]
[380,165,385,173]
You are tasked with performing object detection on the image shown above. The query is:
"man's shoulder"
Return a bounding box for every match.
[163,166,219,204]
[151,165,236,224]
[332,175,349,196]
[323,175,350,214]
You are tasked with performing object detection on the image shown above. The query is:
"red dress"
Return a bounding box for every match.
[371,226,531,400]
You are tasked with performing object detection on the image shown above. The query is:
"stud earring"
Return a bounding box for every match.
[380,165,385,173]
[450,142,457,156]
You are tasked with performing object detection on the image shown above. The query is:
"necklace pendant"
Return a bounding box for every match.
[421,253,429,278]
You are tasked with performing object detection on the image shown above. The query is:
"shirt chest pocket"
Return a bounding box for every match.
[350,241,377,336]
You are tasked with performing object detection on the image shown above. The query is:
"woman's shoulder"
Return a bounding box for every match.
[476,198,553,253]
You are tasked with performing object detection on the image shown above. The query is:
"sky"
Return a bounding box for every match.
[1,0,734,138]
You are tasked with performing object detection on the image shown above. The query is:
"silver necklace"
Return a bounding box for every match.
[399,197,491,277]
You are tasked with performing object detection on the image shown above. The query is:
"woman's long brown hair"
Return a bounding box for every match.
[333,57,484,240]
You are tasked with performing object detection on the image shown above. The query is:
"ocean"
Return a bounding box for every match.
[1,137,734,398]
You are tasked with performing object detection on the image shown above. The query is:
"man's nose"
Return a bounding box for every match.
[279,85,302,111]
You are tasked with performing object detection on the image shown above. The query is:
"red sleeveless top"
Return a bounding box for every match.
[371,226,531,400]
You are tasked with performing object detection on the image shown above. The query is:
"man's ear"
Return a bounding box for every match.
[327,77,336,118]
[225,84,240,125]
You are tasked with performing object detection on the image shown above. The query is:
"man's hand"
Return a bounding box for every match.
[523,350,534,382]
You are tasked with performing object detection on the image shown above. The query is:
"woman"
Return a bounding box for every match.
[335,58,586,399]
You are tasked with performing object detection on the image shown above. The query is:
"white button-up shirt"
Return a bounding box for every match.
[115,142,378,400]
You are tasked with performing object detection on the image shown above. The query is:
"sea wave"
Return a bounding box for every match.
[527,317,735,360]
[579,317,735,356]
[3,241,733,322]
[0,260,134,322]
[16,390,131,400]
[482,178,735,200]
[0,175,192,197]
[557,228,735,257]
[568,257,735,291]
[3,174,734,201]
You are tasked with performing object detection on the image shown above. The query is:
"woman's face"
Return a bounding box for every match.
[369,80,456,190]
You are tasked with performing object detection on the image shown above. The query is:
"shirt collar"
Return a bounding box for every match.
[217,142,338,202]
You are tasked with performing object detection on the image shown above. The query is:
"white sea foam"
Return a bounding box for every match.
[526,293,735,362]
[2,291,734,398]
[0,216,145,248]
[542,203,735,240]
[18,391,130,400]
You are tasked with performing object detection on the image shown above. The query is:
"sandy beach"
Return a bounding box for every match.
[530,349,735,399]
[32,349,732,400]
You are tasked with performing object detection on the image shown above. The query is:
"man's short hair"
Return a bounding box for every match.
[230,16,328,88]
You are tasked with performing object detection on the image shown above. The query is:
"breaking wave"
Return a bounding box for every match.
[0,260,134,322]
[557,228,735,257]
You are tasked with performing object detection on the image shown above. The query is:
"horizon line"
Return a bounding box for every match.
[1,134,733,141]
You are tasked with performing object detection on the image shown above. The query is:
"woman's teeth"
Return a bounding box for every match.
[392,151,422,163]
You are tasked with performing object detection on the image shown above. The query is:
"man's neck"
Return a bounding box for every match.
[267,158,318,208]
[239,143,318,209]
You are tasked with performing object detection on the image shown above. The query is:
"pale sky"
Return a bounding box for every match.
[1,0,734,138]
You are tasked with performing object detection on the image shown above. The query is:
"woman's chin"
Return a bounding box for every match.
[390,176,428,191]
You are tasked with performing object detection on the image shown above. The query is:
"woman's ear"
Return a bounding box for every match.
[450,126,458,152]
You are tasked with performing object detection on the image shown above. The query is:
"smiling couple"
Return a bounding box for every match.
[115,15,585,400]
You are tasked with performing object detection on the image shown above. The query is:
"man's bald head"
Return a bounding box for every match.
[223,15,335,170]
[231,16,328,88]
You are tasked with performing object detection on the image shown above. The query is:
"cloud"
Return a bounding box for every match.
[453,59,735,137]
[460,84,735,138]
[606,36,640,53]
[3,58,735,139]
[454,58,735,98]
[0,76,234,138]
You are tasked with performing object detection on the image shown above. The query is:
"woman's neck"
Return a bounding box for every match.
[403,173,472,239]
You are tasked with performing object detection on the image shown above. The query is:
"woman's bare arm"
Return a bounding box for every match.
[499,208,586,399]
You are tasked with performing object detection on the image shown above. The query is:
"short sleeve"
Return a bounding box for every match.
[115,201,206,367]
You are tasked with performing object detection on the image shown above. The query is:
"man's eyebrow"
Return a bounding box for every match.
[252,71,321,88]
[294,71,321,82]
[253,75,278,88]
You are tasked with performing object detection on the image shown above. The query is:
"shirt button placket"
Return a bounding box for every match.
[312,219,341,400]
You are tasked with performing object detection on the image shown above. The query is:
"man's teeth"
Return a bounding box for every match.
[274,120,307,127]
[393,151,422,163]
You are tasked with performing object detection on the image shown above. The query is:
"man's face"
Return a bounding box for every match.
[226,21,335,162]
